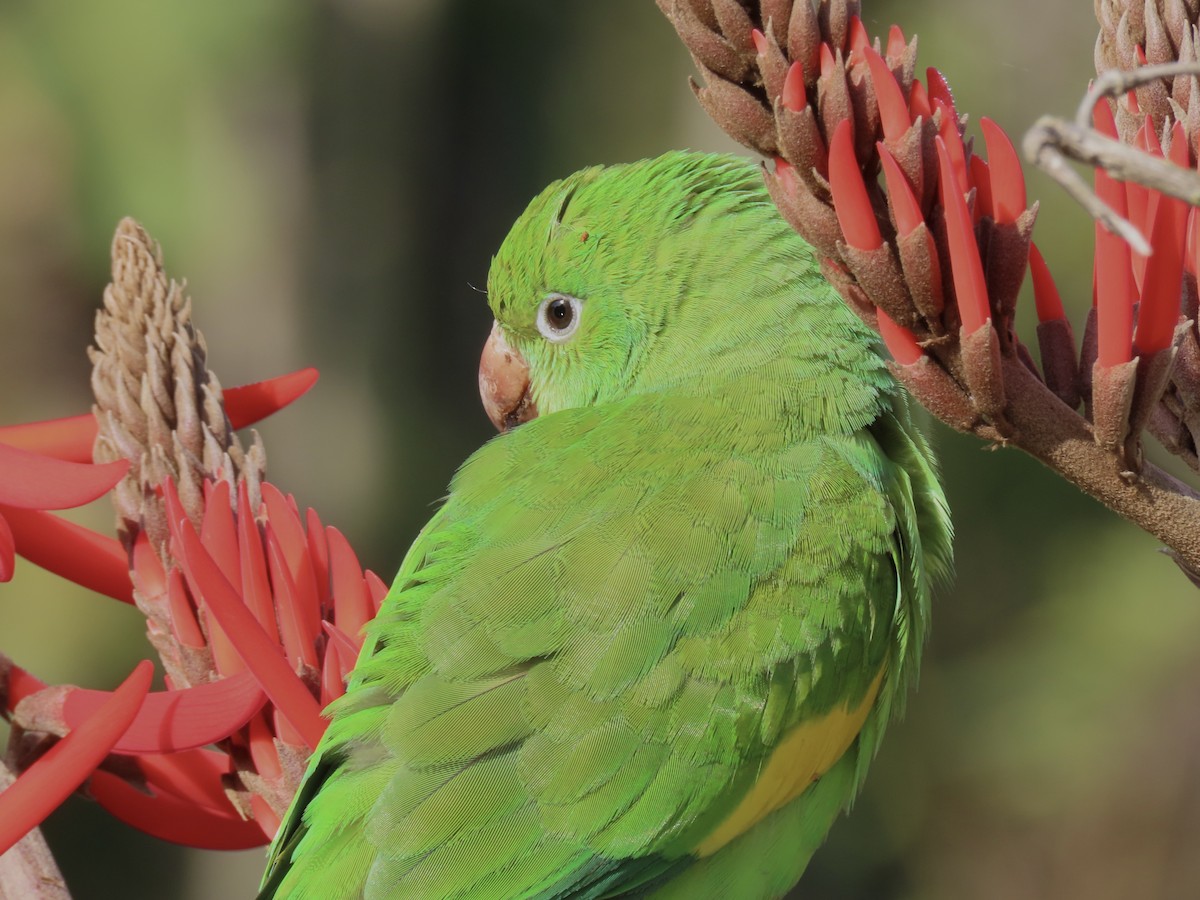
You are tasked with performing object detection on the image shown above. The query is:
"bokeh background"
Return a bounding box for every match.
[1,2,1198,898]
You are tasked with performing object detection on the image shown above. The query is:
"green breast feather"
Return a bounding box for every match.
[260,152,952,900]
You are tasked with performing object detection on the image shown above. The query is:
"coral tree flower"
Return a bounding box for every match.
[660,0,1200,574]
[0,219,385,865]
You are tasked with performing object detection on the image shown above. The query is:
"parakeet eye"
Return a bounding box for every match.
[536,294,582,342]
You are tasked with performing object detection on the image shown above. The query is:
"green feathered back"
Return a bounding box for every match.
[261,152,951,900]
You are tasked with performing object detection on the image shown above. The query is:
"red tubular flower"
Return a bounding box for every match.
[1,316,379,853]
[1093,101,1135,367]
[864,46,910,143]
[908,78,932,121]
[936,135,991,334]
[1029,243,1067,324]
[878,145,923,236]
[1136,121,1190,356]
[0,368,317,463]
[829,119,882,250]
[0,445,127,583]
[980,117,1026,226]
[0,661,152,855]
[878,309,924,364]
[925,66,956,113]
[782,61,806,111]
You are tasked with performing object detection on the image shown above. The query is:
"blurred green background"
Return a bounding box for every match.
[1,2,1198,898]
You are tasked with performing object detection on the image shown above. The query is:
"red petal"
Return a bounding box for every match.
[199,481,243,676]
[90,770,268,849]
[3,663,48,712]
[782,61,806,112]
[980,118,1027,225]
[750,27,767,55]
[969,156,993,223]
[0,445,127,510]
[877,309,923,364]
[306,507,331,613]
[166,568,206,648]
[131,530,166,599]
[829,120,882,250]
[909,78,932,122]
[886,25,907,62]
[847,15,870,61]
[0,414,95,463]
[201,481,240,586]
[223,368,319,430]
[320,641,343,705]
[1136,122,1190,356]
[1,506,133,603]
[819,43,836,77]
[1029,243,1066,323]
[936,136,991,334]
[926,67,956,116]
[322,620,361,673]
[1093,93,1119,139]
[328,526,372,645]
[1188,209,1199,277]
[1090,93,1135,365]
[267,530,320,671]
[174,521,327,750]
[62,668,265,754]
[0,661,152,855]
[237,480,279,642]
[0,370,318,465]
[933,99,969,193]
[864,46,910,142]
[366,570,388,614]
[250,794,281,842]
[136,748,236,809]
[1125,121,1154,291]
[878,144,923,235]
[1094,181,1135,367]
[274,709,305,748]
[262,485,322,641]
[248,712,282,781]
[0,513,13,583]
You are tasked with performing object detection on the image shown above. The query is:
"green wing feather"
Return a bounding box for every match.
[260,152,951,900]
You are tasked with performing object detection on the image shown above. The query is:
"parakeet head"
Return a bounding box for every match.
[479,151,863,431]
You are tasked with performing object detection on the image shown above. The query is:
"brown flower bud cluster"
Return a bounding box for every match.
[1096,0,1200,142]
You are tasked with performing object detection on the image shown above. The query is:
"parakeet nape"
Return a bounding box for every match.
[260,152,952,900]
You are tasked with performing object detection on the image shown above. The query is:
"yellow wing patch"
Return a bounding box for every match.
[694,668,885,857]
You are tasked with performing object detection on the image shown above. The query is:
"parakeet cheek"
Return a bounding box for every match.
[479,320,538,432]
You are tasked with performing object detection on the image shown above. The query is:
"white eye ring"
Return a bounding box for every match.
[536,293,582,342]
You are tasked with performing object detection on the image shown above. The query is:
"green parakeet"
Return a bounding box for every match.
[260,152,952,899]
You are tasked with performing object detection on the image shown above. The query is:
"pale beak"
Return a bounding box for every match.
[478,321,538,432]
